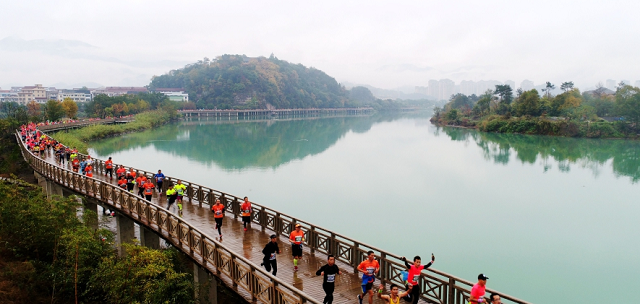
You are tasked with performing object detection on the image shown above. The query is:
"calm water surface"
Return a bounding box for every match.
[90,113,640,304]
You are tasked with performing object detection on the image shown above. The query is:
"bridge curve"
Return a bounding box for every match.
[17,124,532,304]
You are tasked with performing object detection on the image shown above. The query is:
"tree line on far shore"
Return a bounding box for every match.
[432,81,640,137]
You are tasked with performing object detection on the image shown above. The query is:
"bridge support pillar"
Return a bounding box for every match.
[83,198,99,230]
[34,171,63,199]
[140,226,160,249]
[116,213,135,257]
[194,264,217,304]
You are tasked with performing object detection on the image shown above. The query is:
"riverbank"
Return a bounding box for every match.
[52,109,179,154]
[430,114,638,139]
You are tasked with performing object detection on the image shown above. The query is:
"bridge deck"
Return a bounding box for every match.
[41,151,407,304]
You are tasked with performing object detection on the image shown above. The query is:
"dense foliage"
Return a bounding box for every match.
[432,81,640,138]
[0,181,195,303]
[85,92,172,118]
[149,55,353,109]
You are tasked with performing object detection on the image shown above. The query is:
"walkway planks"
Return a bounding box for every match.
[40,150,409,304]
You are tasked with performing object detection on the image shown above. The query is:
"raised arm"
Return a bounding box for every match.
[398,284,413,298]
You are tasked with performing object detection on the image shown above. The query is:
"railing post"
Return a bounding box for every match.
[233,197,239,219]
[380,252,387,281]
[448,277,455,304]
[330,232,336,255]
[208,189,214,207]
[352,242,360,273]
[309,226,315,254]
[275,212,281,237]
[259,206,266,231]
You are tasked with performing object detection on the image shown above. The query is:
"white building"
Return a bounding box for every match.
[605,79,616,90]
[58,91,92,102]
[460,80,476,96]
[0,90,19,103]
[438,79,455,101]
[160,91,189,102]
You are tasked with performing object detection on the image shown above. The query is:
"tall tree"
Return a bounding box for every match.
[44,99,65,121]
[515,89,541,116]
[27,100,41,117]
[615,86,640,127]
[560,81,574,92]
[61,98,79,119]
[494,85,513,104]
[542,82,556,99]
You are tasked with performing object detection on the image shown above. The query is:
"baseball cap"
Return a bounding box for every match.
[478,274,489,280]
[270,234,277,239]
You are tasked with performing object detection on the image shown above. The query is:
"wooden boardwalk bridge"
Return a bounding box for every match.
[16,124,531,304]
[179,108,375,118]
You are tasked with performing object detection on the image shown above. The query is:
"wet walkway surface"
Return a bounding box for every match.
[41,150,417,304]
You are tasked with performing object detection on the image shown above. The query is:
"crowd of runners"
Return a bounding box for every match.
[19,122,502,304]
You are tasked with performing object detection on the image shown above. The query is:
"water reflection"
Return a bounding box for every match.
[434,126,640,182]
[90,114,405,170]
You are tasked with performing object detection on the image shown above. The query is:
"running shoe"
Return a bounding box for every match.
[357,294,363,304]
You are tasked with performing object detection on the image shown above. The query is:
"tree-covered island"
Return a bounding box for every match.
[431,81,640,138]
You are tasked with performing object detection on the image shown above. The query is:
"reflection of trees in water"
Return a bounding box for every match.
[435,126,640,183]
[90,114,403,170]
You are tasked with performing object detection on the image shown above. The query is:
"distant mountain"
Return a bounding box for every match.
[342,82,432,100]
[149,55,354,109]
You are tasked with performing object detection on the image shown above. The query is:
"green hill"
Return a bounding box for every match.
[149,55,356,109]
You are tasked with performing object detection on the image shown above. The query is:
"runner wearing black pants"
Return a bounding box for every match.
[154,169,165,192]
[261,234,280,275]
[401,254,435,304]
[316,255,341,304]
[126,172,135,193]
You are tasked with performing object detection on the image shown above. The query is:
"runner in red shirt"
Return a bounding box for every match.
[117,176,127,190]
[357,251,380,304]
[105,157,113,180]
[143,178,154,201]
[469,274,489,304]
[289,224,305,271]
[211,199,225,237]
[116,166,127,179]
[401,254,435,304]
[241,196,252,231]
[85,164,94,178]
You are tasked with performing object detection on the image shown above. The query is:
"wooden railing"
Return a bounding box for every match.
[35,126,532,304]
[16,131,322,304]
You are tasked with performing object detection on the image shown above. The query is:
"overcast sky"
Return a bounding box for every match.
[1,0,639,90]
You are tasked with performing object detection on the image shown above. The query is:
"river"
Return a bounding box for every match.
[89,112,640,304]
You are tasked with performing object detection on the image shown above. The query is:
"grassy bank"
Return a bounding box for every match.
[52,109,178,153]
[431,114,638,139]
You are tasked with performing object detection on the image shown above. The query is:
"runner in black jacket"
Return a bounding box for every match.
[315,254,341,304]
[261,234,280,275]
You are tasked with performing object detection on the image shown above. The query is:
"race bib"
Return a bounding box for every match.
[295,236,302,242]
[243,209,250,213]
[367,267,375,275]
[327,274,336,283]
[216,211,222,215]
[270,253,276,260]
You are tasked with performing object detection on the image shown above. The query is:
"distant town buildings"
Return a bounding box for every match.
[57,91,92,102]
[606,79,616,91]
[18,84,47,104]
